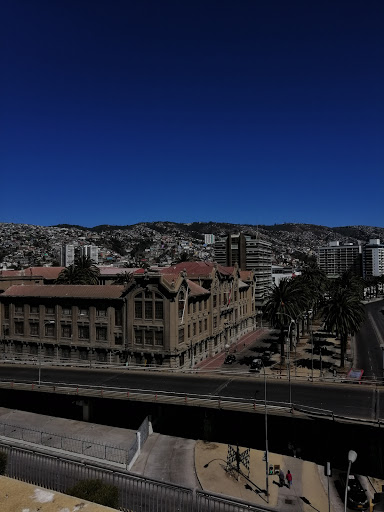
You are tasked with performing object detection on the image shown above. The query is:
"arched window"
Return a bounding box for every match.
[134,290,164,321]
[178,289,186,320]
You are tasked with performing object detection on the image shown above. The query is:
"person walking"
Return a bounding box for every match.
[286,470,293,488]
[279,468,285,487]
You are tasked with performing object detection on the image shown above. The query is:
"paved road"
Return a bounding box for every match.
[0,365,382,421]
[355,299,384,381]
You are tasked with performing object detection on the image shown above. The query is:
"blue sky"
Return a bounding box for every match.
[2,0,383,228]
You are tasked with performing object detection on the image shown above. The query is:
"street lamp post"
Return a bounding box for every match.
[39,320,55,386]
[308,310,313,381]
[277,313,295,405]
[256,358,269,503]
[344,450,357,512]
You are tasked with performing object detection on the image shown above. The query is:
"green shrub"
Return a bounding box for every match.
[0,452,7,475]
[67,478,119,509]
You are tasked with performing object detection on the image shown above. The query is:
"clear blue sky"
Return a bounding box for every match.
[2,0,383,228]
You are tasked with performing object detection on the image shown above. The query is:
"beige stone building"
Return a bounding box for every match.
[0,262,258,368]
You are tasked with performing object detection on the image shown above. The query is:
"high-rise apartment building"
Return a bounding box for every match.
[80,245,99,264]
[204,234,215,245]
[363,239,384,278]
[318,241,362,277]
[214,233,272,305]
[60,245,75,267]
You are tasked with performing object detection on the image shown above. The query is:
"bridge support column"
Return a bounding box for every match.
[81,400,93,422]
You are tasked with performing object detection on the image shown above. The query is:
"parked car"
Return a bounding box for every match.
[249,358,262,372]
[224,354,236,365]
[261,351,271,362]
[338,473,369,510]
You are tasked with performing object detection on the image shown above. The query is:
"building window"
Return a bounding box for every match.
[179,327,184,344]
[145,330,153,345]
[62,307,71,316]
[188,324,191,337]
[115,309,122,326]
[135,291,164,322]
[61,325,72,338]
[135,302,143,319]
[45,323,55,336]
[193,323,196,336]
[15,305,23,314]
[14,321,24,335]
[79,308,89,316]
[179,290,185,319]
[4,305,9,319]
[145,302,153,319]
[134,329,143,344]
[204,318,208,331]
[97,308,107,317]
[46,306,55,315]
[115,335,123,345]
[155,302,163,320]
[155,331,163,346]
[213,316,217,328]
[199,320,202,333]
[30,305,39,314]
[78,326,89,339]
[30,323,39,336]
[96,327,107,341]
[234,291,238,302]
[213,295,217,308]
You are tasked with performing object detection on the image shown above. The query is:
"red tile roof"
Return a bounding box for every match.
[240,270,253,280]
[0,267,64,279]
[187,280,210,297]
[1,285,125,299]
[161,261,234,278]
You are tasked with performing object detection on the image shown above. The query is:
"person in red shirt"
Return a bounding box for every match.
[286,470,293,488]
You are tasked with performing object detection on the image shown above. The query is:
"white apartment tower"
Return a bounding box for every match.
[80,245,99,264]
[363,239,384,278]
[204,234,215,245]
[60,245,75,267]
[318,241,363,277]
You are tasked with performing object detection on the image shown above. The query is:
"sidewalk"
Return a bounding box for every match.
[195,440,335,511]
[196,327,270,370]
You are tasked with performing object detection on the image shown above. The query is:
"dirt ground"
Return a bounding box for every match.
[0,476,118,512]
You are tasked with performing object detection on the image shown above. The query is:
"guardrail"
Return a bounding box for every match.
[1,442,275,512]
[1,378,383,427]
[0,421,128,464]
[1,355,383,386]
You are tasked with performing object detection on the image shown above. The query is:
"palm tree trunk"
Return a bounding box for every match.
[280,327,285,357]
[340,334,347,368]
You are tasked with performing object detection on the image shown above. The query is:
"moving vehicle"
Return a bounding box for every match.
[338,473,369,510]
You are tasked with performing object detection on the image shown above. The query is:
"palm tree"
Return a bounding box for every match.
[56,264,80,284]
[56,256,100,285]
[264,278,309,356]
[321,286,365,368]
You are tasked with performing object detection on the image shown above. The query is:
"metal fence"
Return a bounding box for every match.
[0,442,274,512]
[0,421,128,465]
